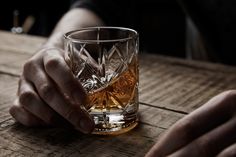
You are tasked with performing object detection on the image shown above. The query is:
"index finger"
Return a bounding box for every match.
[23,48,94,133]
[146,90,236,157]
[43,48,87,105]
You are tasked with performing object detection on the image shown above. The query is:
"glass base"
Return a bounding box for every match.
[91,112,138,135]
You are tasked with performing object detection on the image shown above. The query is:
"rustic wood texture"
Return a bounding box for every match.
[0,30,236,156]
[139,54,236,113]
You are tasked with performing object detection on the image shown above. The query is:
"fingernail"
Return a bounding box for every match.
[78,117,94,134]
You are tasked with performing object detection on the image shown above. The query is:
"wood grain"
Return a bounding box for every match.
[0,30,235,156]
[139,54,236,113]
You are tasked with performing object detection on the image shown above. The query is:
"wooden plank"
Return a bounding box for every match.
[0,74,18,109]
[1,30,236,156]
[0,31,46,76]
[0,50,32,76]
[141,53,236,73]
[139,54,236,113]
[0,121,162,157]
[1,31,236,114]
[1,31,236,115]
[0,102,184,157]
[0,70,185,156]
[139,103,184,129]
[0,31,46,55]
[0,74,18,129]
[0,101,182,156]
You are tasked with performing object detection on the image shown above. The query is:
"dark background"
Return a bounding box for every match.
[0,0,71,36]
[0,0,186,57]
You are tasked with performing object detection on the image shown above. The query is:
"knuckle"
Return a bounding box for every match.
[19,91,35,106]
[44,56,62,72]
[39,83,54,101]
[176,118,197,140]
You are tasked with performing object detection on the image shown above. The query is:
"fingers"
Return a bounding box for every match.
[18,77,70,126]
[146,90,236,157]
[9,99,45,126]
[42,49,87,105]
[217,143,236,157]
[23,48,94,133]
[169,115,236,157]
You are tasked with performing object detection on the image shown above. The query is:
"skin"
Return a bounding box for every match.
[145,90,236,157]
[9,8,104,133]
[9,6,236,156]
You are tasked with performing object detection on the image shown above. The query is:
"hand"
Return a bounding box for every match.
[145,90,236,157]
[9,47,94,133]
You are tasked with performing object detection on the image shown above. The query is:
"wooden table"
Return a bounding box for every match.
[1,30,236,156]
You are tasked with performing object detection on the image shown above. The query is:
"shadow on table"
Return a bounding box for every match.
[1,118,159,156]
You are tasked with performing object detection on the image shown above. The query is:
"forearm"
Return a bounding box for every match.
[43,8,105,49]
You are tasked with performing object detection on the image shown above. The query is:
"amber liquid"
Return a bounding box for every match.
[81,56,139,135]
[87,61,138,111]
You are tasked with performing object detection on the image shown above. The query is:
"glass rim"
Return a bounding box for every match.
[64,26,138,43]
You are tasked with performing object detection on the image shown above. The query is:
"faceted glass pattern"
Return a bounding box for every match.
[64,27,139,135]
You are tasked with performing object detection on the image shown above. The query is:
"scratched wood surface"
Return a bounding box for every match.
[0,30,236,156]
